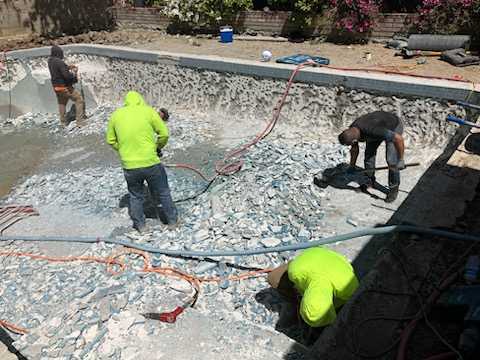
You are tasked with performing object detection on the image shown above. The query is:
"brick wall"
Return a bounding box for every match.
[114,7,170,30]
[234,10,293,34]
[0,0,114,38]
[372,13,416,38]
[113,8,416,39]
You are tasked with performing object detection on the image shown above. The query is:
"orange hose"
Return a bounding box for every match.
[0,248,271,334]
[0,320,28,335]
[165,61,315,183]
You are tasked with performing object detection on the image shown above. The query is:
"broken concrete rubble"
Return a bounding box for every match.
[0,52,470,359]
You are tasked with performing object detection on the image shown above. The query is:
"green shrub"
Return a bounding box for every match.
[163,0,253,27]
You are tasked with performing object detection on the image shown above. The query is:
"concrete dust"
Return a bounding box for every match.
[0,129,50,197]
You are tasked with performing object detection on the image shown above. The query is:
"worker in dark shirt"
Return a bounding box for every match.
[48,45,86,127]
[338,111,405,203]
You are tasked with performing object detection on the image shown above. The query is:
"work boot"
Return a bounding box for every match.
[134,223,150,235]
[76,119,87,128]
[359,176,375,192]
[385,187,399,203]
[166,221,180,231]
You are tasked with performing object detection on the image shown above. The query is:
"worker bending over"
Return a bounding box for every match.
[106,91,178,233]
[48,45,86,128]
[338,111,405,203]
[268,247,358,332]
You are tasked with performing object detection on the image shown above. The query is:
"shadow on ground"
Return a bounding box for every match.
[313,162,390,201]
[119,187,169,225]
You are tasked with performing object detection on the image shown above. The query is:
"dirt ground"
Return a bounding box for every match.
[1,29,480,83]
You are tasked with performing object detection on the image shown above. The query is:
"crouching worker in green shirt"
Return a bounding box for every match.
[268,247,359,342]
[106,91,178,233]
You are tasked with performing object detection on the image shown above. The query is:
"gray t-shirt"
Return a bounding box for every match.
[350,111,401,142]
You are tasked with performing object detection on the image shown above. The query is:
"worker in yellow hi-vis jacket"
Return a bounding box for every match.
[268,247,359,331]
[106,91,177,233]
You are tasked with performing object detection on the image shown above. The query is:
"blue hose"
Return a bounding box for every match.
[0,225,478,257]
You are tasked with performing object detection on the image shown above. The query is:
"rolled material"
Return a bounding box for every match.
[408,35,471,51]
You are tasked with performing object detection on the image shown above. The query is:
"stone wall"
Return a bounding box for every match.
[0,0,114,37]
[113,7,415,38]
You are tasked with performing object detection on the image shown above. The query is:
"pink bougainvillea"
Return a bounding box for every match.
[416,0,480,37]
[330,0,379,33]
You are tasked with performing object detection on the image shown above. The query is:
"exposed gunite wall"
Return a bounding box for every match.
[1,53,465,149]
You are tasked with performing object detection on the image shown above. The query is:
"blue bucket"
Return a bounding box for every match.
[220,26,233,43]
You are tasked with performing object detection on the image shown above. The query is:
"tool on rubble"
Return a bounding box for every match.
[447,115,480,129]
[314,162,420,188]
[354,163,420,172]
[396,48,442,59]
[457,101,480,112]
[142,295,198,324]
[435,285,480,359]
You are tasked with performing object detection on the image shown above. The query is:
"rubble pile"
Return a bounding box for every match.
[2,53,461,359]
[2,107,347,357]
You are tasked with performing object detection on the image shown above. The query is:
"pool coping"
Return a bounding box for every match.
[6,44,480,102]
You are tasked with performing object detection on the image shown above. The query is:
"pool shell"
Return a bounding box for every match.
[1,44,477,149]
[1,45,480,359]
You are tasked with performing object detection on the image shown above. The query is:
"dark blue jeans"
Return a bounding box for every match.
[123,163,178,228]
[364,123,404,189]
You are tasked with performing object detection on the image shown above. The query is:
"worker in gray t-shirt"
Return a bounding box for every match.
[338,111,405,203]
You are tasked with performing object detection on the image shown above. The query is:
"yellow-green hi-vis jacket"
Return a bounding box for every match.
[288,247,359,327]
[106,91,169,170]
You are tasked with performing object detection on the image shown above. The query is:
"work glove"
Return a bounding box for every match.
[397,159,406,170]
[157,149,163,158]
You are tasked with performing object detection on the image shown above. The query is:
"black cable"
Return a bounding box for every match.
[380,247,466,360]
[3,52,12,119]
[346,241,476,359]
[174,177,217,204]
[347,288,417,358]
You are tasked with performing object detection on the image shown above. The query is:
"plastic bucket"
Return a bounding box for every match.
[220,26,233,43]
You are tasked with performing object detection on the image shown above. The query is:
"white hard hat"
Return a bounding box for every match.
[261,50,272,62]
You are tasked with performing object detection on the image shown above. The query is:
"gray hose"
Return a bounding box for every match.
[0,225,478,258]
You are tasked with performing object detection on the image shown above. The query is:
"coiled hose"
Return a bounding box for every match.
[0,225,479,258]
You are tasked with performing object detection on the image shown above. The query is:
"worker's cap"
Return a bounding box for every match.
[160,108,170,121]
